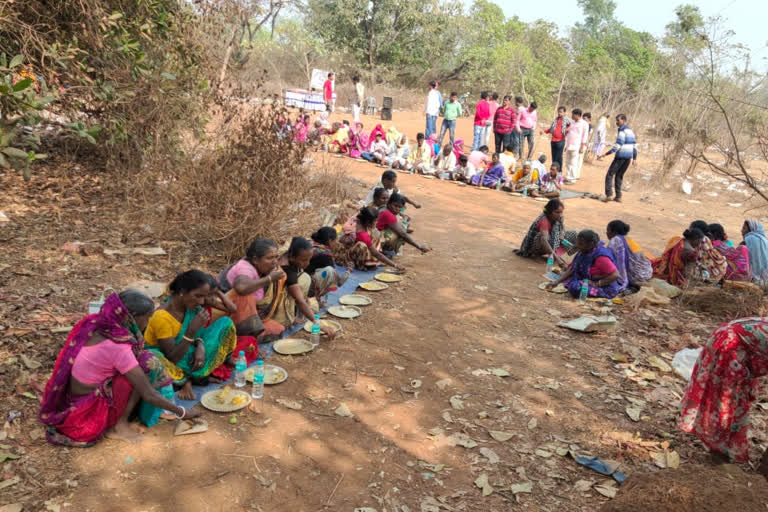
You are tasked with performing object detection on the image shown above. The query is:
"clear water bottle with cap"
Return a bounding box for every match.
[546,254,554,273]
[522,187,528,198]
[310,314,321,345]
[251,359,264,399]
[701,269,710,282]
[579,279,589,304]
[234,350,247,387]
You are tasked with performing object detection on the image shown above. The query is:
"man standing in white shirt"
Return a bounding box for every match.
[424,81,442,139]
[352,75,364,123]
[563,108,589,184]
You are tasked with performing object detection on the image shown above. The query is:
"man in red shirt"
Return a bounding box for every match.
[542,106,571,169]
[323,72,335,113]
[471,91,490,151]
[492,95,516,155]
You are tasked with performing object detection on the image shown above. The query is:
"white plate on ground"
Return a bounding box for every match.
[339,294,373,306]
[200,387,251,412]
[375,273,403,283]
[359,281,389,291]
[245,364,288,385]
[328,305,362,319]
[273,338,316,355]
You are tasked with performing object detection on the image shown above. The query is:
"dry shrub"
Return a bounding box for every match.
[133,99,353,260]
[676,285,767,321]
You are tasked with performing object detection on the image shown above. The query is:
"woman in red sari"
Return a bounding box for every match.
[39,290,198,446]
[680,317,768,476]
[652,228,704,287]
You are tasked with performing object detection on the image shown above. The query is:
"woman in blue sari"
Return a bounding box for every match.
[547,229,624,299]
[470,152,506,188]
[743,220,768,287]
[144,270,237,401]
[605,220,652,289]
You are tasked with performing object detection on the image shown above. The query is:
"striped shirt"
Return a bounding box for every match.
[606,125,637,160]
[493,107,516,134]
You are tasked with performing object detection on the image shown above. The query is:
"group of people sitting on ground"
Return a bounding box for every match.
[516,202,768,300]
[278,106,571,198]
[515,199,653,299]
[653,219,768,289]
[39,184,431,445]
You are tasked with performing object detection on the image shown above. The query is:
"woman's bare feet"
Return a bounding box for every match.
[176,381,195,401]
[107,421,144,443]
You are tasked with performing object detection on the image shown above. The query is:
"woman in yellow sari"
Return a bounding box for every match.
[143,270,237,400]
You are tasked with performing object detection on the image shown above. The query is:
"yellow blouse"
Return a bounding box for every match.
[143,309,182,346]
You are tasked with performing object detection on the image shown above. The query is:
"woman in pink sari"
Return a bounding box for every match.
[294,114,310,143]
[39,290,199,446]
[349,122,370,159]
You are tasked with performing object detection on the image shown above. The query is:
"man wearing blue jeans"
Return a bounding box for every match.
[424,80,442,138]
[438,92,462,147]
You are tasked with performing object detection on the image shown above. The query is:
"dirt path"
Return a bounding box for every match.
[3,109,768,511]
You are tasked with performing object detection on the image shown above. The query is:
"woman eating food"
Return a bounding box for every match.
[143,270,237,400]
[39,289,199,446]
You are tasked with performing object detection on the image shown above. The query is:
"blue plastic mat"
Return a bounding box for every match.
[175,266,379,408]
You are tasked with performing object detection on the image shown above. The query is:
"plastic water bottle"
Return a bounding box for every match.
[251,359,264,399]
[579,279,589,304]
[234,350,247,387]
[546,254,554,273]
[310,314,321,345]
[701,269,711,282]
[522,187,528,198]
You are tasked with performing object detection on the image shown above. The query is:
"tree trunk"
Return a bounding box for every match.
[554,67,567,113]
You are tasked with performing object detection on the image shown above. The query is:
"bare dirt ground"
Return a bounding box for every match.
[2,108,768,511]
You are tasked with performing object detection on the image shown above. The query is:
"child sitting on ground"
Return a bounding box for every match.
[361,133,389,164]
[448,155,472,182]
[307,120,326,149]
[363,170,422,209]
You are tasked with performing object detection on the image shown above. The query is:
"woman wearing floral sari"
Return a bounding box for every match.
[708,223,750,281]
[144,270,237,401]
[349,122,369,159]
[514,198,577,268]
[680,317,768,476]
[653,222,726,287]
[39,290,198,446]
[546,229,624,299]
[335,207,404,271]
[605,220,652,288]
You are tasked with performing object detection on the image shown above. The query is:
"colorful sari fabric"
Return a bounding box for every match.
[335,217,381,270]
[144,309,236,385]
[427,133,439,157]
[652,236,696,287]
[470,163,506,188]
[294,121,309,143]
[607,235,652,286]
[697,236,727,282]
[369,124,385,142]
[566,243,625,298]
[258,272,312,328]
[386,126,402,146]
[39,293,173,446]
[680,318,768,462]
[349,123,370,158]
[745,220,768,286]
[713,240,750,281]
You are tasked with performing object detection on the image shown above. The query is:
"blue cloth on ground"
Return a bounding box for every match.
[175,266,379,409]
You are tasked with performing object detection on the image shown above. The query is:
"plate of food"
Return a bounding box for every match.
[375,273,403,283]
[328,305,362,319]
[303,318,343,335]
[245,364,288,385]
[359,281,389,291]
[273,338,316,355]
[200,386,251,412]
[339,294,373,306]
